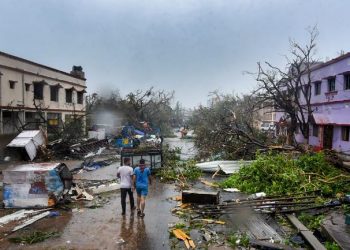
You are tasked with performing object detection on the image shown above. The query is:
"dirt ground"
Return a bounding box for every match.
[0,161,180,250]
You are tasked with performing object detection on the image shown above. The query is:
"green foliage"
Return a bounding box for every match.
[220,152,350,196]
[9,231,61,244]
[174,222,186,229]
[158,144,201,182]
[297,213,324,231]
[325,241,341,250]
[227,232,250,248]
[189,93,267,160]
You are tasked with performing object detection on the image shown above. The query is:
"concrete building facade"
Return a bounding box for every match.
[292,53,350,155]
[0,51,86,134]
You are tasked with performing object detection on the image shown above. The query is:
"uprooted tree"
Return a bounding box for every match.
[254,26,319,145]
[86,87,175,135]
[189,92,270,160]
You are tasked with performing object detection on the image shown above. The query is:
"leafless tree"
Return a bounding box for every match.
[254,26,319,145]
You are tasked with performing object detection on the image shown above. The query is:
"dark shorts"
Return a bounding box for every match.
[136,186,148,196]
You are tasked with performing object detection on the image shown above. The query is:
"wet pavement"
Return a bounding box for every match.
[0,161,180,250]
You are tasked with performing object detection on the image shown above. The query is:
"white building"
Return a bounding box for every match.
[0,51,86,134]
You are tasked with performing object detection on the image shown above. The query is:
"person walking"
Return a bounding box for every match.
[117,157,135,215]
[133,159,151,218]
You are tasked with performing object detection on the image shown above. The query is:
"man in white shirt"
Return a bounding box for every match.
[117,158,135,215]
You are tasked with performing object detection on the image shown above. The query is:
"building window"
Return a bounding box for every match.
[312,124,319,137]
[344,75,350,90]
[50,86,59,102]
[342,126,350,141]
[47,113,60,128]
[314,81,321,95]
[328,77,336,92]
[66,89,73,103]
[9,80,16,89]
[34,82,44,100]
[77,91,84,104]
[25,83,30,91]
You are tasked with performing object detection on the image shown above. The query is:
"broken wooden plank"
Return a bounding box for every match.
[249,239,298,250]
[286,214,326,250]
[182,189,219,204]
[321,211,350,250]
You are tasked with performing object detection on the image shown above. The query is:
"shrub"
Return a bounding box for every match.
[220,152,350,196]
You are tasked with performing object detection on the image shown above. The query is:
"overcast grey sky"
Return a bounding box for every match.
[0,0,348,107]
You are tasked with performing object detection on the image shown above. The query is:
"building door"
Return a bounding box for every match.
[323,125,333,149]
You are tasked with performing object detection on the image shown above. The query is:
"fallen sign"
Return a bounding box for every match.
[6,130,46,161]
[3,163,72,208]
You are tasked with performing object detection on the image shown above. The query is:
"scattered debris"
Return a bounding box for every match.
[249,239,296,250]
[286,214,326,250]
[192,218,225,225]
[321,210,350,249]
[89,182,120,194]
[200,179,219,188]
[195,160,252,174]
[12,211,51,232]
[0,208,52,226]
[6,130,46,161]
[172,229,196,249]
[116,238,126,245]
[248,192,266,199]
[70,139,109,158]
[3,163,72,208]
[223,188,240,192]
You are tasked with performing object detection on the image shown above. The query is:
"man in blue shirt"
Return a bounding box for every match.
[133,159,152,217]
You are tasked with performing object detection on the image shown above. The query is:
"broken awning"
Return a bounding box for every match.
[312,112,350,125]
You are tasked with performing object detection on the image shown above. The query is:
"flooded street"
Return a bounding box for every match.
[164,137,196,160]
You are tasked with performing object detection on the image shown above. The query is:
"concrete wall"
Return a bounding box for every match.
[0,67,85,110]
[299,56,350,105]
[0,52,86,134]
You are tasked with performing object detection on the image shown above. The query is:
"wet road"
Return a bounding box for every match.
[0,137,194,249]
[0,163,180,250]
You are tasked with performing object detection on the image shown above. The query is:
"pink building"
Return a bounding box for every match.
[291,53,350,155]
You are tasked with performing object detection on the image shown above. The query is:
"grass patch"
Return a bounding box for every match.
[9,231,61,244]
[297,213,324,231]
[325,241,341,250]
[227,232,250,248]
